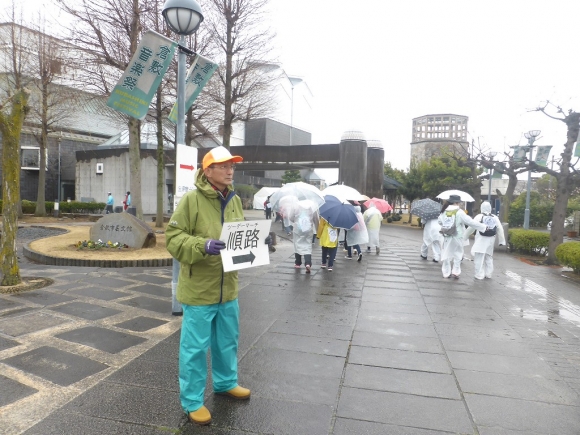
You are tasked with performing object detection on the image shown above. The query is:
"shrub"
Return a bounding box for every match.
[507,228,550,256]
[22,200,36,213]
[508,191,580,228]
[387,217,393,223]
[392,214,402,221]
[0,200,106,215]
[555,242,580,273]
[58,201,106,214]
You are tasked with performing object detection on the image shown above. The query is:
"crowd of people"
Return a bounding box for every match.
[422,194,505,279]
[166,158,505,427]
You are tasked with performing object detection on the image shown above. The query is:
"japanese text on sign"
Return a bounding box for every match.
[224,222,260,251]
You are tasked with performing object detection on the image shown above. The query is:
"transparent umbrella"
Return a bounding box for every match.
[270,182,325,213]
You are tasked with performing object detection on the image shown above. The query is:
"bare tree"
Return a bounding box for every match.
[27,19,80,216]
[533,103,580,264]
[57,0,147,218]
[204,0,277,148]
[0,18,30,285]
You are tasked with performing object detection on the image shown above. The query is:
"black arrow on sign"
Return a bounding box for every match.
[232,251,256,265]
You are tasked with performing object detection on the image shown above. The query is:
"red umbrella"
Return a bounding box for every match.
[364,197,393,213]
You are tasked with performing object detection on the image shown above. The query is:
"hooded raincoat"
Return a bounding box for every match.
[363,204,382,249]
[438,204,487,278]
[346,206,369,246]
[292,201,319,255]
[165,169,245,414]
[421,218,443,261]
[463,201,506,279]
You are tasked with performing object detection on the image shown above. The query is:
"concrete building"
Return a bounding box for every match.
[410,114,469,163]
[0,23,122,203]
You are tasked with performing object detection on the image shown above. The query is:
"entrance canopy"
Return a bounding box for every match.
[253,187,280,209]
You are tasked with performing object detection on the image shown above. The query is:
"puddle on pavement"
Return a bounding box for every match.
[505,270,580,330]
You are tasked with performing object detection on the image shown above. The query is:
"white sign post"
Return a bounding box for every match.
[220,220,272,272]
[174,144,198,210]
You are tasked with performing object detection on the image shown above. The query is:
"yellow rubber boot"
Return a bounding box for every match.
[217,385,251,399]
[188,405,211,425]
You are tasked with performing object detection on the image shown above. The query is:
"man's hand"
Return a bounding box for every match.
[205,239,225,255]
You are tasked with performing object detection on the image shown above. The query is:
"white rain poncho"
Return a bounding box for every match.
[438,205,487,277]
[276,195,299,229]
[463,202,506,279]
[346,206,369,245]
[423,218,442,246]
[464,201,506,255]
[421,218,443,261]
[363,204,382,248]
[291,200,319,255]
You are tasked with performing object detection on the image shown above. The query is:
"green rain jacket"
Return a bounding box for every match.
[165,169,244,306]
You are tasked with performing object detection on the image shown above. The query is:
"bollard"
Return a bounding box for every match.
[53,200,59,217]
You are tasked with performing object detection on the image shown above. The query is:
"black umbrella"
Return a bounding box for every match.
[410,198,441,221]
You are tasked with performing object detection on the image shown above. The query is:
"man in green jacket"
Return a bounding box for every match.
[166,146,248,426]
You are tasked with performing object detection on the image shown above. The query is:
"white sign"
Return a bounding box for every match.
[174,143,198,209]
[219,220,272,272]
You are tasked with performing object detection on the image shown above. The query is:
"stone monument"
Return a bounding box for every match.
[90,213,156,248]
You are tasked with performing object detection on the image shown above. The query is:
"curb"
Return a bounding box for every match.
[20,224,173,268]
[23,245,173,268]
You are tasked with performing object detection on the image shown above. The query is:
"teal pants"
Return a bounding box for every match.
[179,299,240,413]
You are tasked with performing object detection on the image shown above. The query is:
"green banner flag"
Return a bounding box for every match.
[511,146,527,162]
[169,54,218,124]
[107,30,177,120]
[534,145,552,166]
[575,131,580,157]
[492,162,504,178]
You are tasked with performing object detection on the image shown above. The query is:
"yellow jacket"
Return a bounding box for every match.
[317,218,339,248]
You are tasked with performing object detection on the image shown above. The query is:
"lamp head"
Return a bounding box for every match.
[524,130,541,140]
[162,0,204,35]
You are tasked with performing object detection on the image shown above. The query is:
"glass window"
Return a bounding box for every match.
[21,147,40,169]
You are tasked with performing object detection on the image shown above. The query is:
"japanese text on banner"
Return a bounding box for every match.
[107,30,177,120]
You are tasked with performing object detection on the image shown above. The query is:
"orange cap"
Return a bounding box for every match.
[202,146,243,170]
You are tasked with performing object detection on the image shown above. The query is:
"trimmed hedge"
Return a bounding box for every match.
[507,228,549,256]
[2,200,106,215]
[555,242,580,273]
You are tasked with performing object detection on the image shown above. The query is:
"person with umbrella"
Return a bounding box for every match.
[291,200,319,273]
[438,194,487,279]
[345,205,368,261]
[316,217,340,271]
[421,216,443,262]
[411,198,443,261]
[363,203,382,254]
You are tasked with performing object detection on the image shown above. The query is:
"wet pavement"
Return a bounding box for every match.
[1,210,580,434]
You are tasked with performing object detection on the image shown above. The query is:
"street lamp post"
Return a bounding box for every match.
[523,130,541,230]
[487,151,497,204]
[288,76,303,145]
[162,0,204,316]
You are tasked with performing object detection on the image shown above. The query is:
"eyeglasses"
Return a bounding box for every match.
[211,164,236,171]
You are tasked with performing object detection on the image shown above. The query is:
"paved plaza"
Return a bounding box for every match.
[1,210,580,434]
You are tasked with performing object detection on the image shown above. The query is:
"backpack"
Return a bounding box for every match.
[479,213,497,237]
[439,209,458,236]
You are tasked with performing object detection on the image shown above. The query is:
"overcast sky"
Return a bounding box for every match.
[12,0,580,184]
[267,0,580,178]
